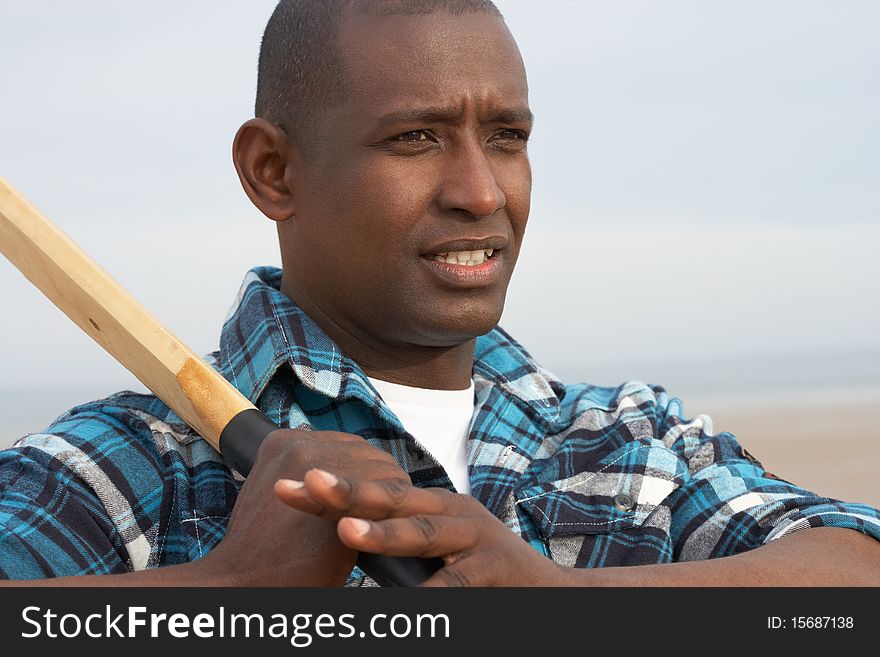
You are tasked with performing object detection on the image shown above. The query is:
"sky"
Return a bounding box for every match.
[1,1,878,438]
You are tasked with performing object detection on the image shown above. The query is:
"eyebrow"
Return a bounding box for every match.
[375,106,534,129]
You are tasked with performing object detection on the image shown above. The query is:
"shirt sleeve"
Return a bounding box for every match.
[649,385,880,561]
[0,439,130,579]
[0,397,170,579]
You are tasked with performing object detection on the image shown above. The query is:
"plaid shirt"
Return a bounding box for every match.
[2,266,879,583]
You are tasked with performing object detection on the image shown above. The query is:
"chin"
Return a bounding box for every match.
[412,307,504,347]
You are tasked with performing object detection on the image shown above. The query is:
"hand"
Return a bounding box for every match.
[201,429,410,586]
[276,471,569,587]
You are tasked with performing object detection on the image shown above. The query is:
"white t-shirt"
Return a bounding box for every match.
[367,377,475,495]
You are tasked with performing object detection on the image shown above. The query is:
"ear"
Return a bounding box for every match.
[232,118,300,222]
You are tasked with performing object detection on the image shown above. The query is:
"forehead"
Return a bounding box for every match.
[334,10,529,120]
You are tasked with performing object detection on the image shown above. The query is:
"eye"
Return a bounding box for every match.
[493,129,529,143]
[393,130,432,142]
[489,128,530,151]
[382,129,438,154]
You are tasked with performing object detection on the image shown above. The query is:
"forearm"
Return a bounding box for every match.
[0,556,234,588]
[557,528,880,587]
[276,472,880,587]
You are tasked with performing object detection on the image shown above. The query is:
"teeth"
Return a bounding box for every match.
[432,249,495,266]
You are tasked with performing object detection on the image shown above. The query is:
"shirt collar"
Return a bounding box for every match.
[473,326,563,427]
[218,267,561,426]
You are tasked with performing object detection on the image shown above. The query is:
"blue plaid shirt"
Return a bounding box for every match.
[2,266,879,582]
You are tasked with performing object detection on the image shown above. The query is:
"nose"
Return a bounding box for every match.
[437,140,506,219]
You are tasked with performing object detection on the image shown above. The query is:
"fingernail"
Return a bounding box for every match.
[313,469,338,487]
[279,479,304,490]
[347,518,371,536]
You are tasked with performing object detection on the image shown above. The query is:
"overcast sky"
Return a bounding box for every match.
[1,1,878,432]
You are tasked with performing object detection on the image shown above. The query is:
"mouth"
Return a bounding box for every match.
[430,248,496,266]
[420,237,507,287]
[422,236,507,263]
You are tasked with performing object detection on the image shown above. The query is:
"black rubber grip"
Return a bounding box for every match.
[356,552,444,588]
[218,408,278,477]
[218,408,442,586]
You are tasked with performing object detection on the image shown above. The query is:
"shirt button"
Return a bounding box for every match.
[614,493,635,511]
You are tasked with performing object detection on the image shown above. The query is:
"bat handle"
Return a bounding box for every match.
[218,408,442,587]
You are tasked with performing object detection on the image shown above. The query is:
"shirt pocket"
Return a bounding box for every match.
[515,440,685,568]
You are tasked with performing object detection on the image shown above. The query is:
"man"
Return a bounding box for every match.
[1,0,879,586]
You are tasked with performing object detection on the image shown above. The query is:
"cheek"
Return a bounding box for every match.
[337,205,420,273]
[500,161,532,244]
[331,160,435,246]
[310,197,423,296]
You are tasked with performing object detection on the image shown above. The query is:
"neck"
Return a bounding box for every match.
[281,279,476,391]
[357,343,476,390]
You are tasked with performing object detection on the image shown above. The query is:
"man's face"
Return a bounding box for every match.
[282,10,531,350]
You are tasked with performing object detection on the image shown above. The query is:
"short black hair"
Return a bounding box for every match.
[255,0,503,140]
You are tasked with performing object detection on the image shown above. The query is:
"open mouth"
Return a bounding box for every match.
[430,249,495,266]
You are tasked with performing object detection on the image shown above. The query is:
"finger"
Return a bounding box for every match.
[420,563,482,588]
[302,468,352,514]
[274,479,326,516]
[292,469,417,522]
[305,475,457,520]
[336,514,479,557]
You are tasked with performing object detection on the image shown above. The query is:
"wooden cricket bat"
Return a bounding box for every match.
[0,177,256,455]
[0,176,441,586]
